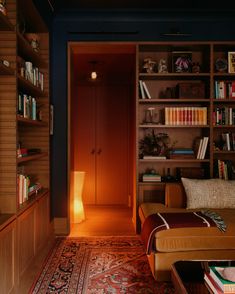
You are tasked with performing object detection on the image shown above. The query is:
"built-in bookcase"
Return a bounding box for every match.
[0,0,50,220]
[136,42,235,212]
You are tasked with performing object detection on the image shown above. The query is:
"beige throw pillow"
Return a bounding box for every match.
[181,178,235,209]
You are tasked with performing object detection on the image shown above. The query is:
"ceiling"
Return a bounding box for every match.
[71,44,136,83]
[49,0,235,12]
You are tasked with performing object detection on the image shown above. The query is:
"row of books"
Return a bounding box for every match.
[18,93,37,120]
[139,80,151,99]
[18,59,44,91]
[17,173,42,205]
[216,159,235,180]
[214,80,235,99]
[196,136,209,159]
[221,132,235,151]
[213,107,235,126]
[165,107,207,125]
[204,265,235,293]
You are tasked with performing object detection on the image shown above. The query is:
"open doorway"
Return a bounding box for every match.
[68,43,136,236]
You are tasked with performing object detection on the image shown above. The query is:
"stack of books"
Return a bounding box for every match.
[142,173,161,182]
[169,148,194,159]
[204,265,235,293]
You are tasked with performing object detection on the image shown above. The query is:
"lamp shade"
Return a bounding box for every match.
[73,171,85,223]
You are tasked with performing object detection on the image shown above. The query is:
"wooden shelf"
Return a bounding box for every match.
[139,99,209,103]
[0,62,15,75]
[17,115,47,126]
[17,33,47,68]
[17,152,48,164]
[213,125,235,128]
[17,74,47,97]
[139,124,210,128]
[139,159,210,163]
[213,99,235,103]
[139,73,210,80]
[214,151,235,154]
[0,11,14,31]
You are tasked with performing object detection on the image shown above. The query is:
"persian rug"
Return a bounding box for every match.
[30,236,175,294]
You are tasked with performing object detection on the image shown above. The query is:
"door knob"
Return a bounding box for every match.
[97,148,102,155]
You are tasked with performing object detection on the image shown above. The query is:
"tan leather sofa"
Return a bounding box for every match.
[138,183,235,281]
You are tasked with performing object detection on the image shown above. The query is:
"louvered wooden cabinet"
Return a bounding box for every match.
[0,1,51,291]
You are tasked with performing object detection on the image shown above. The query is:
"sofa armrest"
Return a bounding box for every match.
[165,183,187,208]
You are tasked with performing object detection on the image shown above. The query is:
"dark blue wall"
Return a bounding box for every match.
[51,10,235,218]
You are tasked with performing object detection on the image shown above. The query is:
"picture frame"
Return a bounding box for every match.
[50,104,54,135]
[228,52,235,73]
[172,51,192,73]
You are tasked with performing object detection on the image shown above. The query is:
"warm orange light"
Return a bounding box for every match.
[73,171,85,223]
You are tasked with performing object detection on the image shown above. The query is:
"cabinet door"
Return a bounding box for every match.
[18,207,35,277]
[0,220,16,294]
[73,85,96,204]
[35,193,49,251]
[96,84,129,205]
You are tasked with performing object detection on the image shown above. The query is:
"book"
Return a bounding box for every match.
[139,80,145,99]
[209,266,235,293]
[200,136,209,159]
[143,155,166,160]
[196,138,204,159]
[204,272,224,294]
[142,81,151,99]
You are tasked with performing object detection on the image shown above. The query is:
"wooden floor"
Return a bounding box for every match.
[70,205,136,236]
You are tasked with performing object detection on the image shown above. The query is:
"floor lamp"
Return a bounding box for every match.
[73,171,85,223]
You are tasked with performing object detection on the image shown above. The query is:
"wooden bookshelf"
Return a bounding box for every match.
[0,1,51,291]
[136,41,235,211]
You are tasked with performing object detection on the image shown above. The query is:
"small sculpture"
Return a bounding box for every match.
[142,57,156,73]
[158,59,168,73]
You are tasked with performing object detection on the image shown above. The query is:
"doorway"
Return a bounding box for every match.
[68,43,136,235]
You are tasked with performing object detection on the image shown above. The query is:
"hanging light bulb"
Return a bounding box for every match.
[89,60,98,81]
[91,70,97,80]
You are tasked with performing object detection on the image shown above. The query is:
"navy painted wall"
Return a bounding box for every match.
[51,10,235,218]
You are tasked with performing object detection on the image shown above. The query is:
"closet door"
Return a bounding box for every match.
[96,84,129,205]
[74,85,96,204]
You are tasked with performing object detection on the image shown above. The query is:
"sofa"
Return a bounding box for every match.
[138,179,235,281]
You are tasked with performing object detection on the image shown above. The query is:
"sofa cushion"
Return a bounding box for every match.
[181,178,235,209]
[139,203,235,253]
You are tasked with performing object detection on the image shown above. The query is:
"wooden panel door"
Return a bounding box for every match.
[96,84,129,205]
[73,85,96,204]
[74,83,129,205]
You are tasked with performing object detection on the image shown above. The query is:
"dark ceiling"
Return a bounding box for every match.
[49,0,235,12]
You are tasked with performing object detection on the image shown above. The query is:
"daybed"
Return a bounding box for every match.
[138,179,235,281]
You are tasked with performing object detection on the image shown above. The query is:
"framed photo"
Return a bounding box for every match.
[228,52,235,73]
[50,104,54,135]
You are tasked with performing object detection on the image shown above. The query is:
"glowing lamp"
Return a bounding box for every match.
[73,171,85,223]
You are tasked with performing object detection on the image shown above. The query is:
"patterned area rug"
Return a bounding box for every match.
[30,236,175,293]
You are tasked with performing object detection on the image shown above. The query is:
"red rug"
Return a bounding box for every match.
[30,236,175,293]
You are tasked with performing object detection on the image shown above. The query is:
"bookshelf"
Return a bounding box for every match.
[136,42,235,209]
[0,0,51,291]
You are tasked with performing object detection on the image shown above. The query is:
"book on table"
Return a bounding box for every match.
[209,266,235,293]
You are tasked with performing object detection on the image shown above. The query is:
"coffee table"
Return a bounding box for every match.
[171,260,235,294]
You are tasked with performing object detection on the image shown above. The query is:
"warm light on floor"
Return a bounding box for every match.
[73,171,85,223]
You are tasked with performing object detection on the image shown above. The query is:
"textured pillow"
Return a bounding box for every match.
[181,178,235,209]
